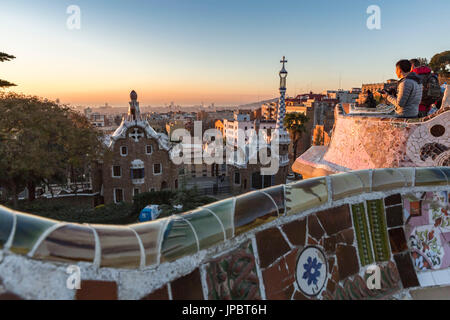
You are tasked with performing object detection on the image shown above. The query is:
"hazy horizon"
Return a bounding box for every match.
[1,0,449,107]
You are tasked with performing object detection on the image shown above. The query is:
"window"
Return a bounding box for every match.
[153,163,162,175]
[112,165,121,177]
[114,189,124,203]
[131,168,145,179]
[146,145,153,155]
[134,188,140,196]
[234,172,241,185]
[120,146,128,156]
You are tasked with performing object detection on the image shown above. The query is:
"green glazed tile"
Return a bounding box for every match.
[234,191,278,236]
[203,198,234,239]
[10,213,57,255]
[160,218,199,262]
[415,167,448,186]
[366,200,390,262]
[262,185,286,215]
[32,224,96,263]
[0,206,15,248]
[94,226,141,268]
[286,177,328,215]
[352,170,372,193]
[131,220,166,266]
[330,172,364,201]
[351,203,373,266]
[182,209,225,250]
[372,169,407,191]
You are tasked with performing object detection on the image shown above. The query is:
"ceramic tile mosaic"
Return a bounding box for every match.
[262,185,286,215]
[415,167,448,187]
[0,206,14,248]
[351,170,372,193]
[262,249,298,300]
[131,220,165,266]
[140,285,170,300]
[202,198,235,239]
[384,194,402,207]
[256,227,291,268]
[281,218,306,246]
[335,244,359,280]
[320,107,450,171]
[181,208,225,250]
[385,205,404,228]
[295,246,328,297]
[351,203,374,266]
[10,214,57,255]
[75,280,118,300]
[171,269,204,300]
[330,172,364,200]
[206,241,261,300]
[316,205,352,236]
[322,262,401,300]
[33,224,96,263]
[394,252,420,288]
[94,226,141,268]
[285,177,328,215]
[160,218,199,262]
[234,191,278,235]
[372,169,408,191]
[404,191,450,271]
[366,200,390,262]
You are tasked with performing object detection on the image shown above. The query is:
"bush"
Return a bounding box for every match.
[11,199,137,225]
[132,190,176,215]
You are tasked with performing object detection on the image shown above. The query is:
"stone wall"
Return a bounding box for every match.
[0,167,449,300]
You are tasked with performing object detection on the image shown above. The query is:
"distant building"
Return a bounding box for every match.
[361,79,397,94]
[99,91,179,204]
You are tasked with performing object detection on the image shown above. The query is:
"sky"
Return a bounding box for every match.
[0,0,449,107]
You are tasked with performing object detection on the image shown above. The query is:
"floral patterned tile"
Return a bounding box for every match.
[405,191,450,271]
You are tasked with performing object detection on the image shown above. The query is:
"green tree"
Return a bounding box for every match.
[417,57,429,66]
[0,92,107,207]
[430,51,450,76]
[283,112,309,164]
[0,52,16,88]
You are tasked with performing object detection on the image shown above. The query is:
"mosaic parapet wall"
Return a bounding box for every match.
[293,104,450,178]
[0,167,449,300]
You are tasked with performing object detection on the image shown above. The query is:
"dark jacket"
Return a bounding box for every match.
[412,66,434,112]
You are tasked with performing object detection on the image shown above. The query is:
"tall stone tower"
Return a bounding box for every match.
[273,56,291,168]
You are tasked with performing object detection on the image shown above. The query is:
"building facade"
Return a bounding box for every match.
[101,91,179,204]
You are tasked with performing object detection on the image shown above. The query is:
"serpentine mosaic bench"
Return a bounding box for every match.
[0,167,449,300]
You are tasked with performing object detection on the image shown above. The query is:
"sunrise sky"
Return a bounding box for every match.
[1,0,449,107]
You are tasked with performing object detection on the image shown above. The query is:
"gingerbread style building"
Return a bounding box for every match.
[100,91,179,204]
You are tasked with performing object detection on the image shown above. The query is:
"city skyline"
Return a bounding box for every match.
[1,0,449,107]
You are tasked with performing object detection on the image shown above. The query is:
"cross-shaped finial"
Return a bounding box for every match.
[280,56,288,67]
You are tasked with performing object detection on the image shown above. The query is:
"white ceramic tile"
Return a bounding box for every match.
[431,269,450,286]
[417,272,435,287]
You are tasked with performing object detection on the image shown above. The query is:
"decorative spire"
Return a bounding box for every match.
[128,90,141,121]
[276,56,288,130]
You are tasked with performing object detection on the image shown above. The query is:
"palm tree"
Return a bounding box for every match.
[0,52,16,88]
[283,112,309,164]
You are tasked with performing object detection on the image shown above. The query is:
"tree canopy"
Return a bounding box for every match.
[430,50,450,76]
[0,52,16,88]
[0,92,108,207]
